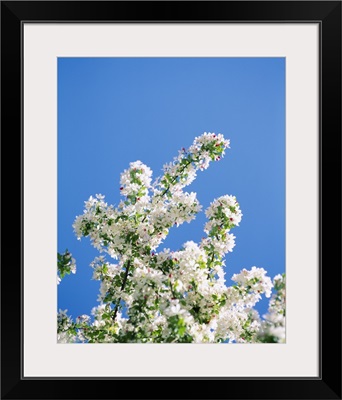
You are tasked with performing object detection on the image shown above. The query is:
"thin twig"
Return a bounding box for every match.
[112,260,131,321]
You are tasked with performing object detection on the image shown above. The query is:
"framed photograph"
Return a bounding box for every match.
[1,1,341,399]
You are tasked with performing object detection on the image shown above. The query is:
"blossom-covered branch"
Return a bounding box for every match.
[57,250,76,285]
[58,132,285,344]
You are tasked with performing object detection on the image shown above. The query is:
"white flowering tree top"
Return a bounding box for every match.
[58,132,285,344]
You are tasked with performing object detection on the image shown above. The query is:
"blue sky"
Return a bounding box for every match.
[58,57,285,323]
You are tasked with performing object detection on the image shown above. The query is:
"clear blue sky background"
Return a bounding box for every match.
[58,57,285,323]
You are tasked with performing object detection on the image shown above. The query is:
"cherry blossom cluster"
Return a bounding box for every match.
[257,273,286,343]
[57,250,76,285]
[58,132,285,344]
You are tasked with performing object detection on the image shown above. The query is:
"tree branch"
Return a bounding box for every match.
[112,260,131,321]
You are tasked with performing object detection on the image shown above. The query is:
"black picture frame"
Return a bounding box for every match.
[1,1,341,399]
